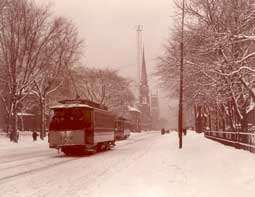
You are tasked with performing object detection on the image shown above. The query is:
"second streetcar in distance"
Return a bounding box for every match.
[114,117,131,141]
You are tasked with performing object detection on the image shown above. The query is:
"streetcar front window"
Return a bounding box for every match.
[49,108,91,131]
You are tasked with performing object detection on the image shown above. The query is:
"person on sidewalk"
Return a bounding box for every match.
[183,128,187,136]
[32,131,38,141]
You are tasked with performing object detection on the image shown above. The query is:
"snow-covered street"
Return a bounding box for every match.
[0,131,255,197]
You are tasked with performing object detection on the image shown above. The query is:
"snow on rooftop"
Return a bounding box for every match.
[17,112,35,116]
[50,103,93,109]
[128,106,141,113]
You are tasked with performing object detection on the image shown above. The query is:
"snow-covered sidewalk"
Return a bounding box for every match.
[87,131,255,197]
[0,131,255,197]
[0,133,47,153]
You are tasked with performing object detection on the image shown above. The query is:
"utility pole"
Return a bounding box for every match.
[136,25,143,98]
[178,0,185,149]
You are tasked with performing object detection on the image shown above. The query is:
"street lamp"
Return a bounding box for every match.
[178,0,185,149]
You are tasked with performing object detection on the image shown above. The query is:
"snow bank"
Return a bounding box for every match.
[0,133,47,153]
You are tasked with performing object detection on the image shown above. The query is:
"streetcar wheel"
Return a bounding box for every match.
[96,143,102,152]
[106,143,111,150]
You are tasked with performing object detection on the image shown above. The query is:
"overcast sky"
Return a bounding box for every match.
[39,0,175,78]
[37,0,177,121]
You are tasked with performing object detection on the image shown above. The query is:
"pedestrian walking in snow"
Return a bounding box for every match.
[32,131,38,141]
[183,128,187,136]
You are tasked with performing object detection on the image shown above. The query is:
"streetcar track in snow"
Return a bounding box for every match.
[117,132,159,147]
[66,133,159,193]
[0,132,160,184]
[0,149,50,160]
[0,157,80,183]
[0,133,158,171]
[0,154,56,171]
[0,151,53,164]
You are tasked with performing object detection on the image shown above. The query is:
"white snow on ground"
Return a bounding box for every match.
[0,131,255,197]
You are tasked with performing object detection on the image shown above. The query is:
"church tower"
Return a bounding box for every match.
[139,48,152,130]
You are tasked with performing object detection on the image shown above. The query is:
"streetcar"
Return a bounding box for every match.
[114,117,131,140]
[48,99,116,155]
[127,106,141,132]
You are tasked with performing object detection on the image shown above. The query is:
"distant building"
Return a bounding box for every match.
[17,112,37,131]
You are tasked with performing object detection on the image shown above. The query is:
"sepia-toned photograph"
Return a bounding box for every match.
[0,0,255,196]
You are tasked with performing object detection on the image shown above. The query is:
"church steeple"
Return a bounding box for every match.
[141,47,148,86]
[139,47,151,130]
[139,48,149,105]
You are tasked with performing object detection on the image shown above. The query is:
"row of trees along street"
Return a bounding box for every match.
[156,0,255,133]
[0,0,135,142]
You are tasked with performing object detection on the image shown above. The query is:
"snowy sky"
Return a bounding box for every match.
[39,0,175,78]
[35,0,177,121]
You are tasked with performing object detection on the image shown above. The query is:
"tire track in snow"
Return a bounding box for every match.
[0,150,51,164]
[63,133,160,196]
[0,148,49,159]
[0,157,79,183]
[0,133,158,170]
[0,154,56,171]
[116,132,159,147]
[0,132,160,186]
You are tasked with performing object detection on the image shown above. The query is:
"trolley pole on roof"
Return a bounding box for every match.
[69,70,80,99]
[178,0,185,149]
[136,25,142,85]
[66,62,80,99]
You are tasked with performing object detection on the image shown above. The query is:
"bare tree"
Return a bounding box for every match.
[0,0,82,141]
[32,17,82,140]
[74,67,135,117]
[156,0,255,132]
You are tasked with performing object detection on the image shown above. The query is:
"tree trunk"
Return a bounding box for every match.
[10,101,18,143]
[222,118,225,131]
[215,109,218,131]
[42,98,46,138]
[228,100,235,131]
[240,112,248,133]
[6,109,11,134]
[197,106,203,133]
[39,97,46,140]
[208,110,212,131]
[194,104,198,131]
[5,97,12,134]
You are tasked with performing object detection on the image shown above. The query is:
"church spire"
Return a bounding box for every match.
[139,46,151,130]
[141,47,148,86]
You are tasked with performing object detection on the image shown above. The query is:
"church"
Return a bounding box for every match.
[138,49,152,130]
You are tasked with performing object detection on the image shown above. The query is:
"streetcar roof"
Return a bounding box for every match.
[128,106,141,113]
[50,104,93,109]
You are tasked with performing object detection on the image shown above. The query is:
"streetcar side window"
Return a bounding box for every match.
[49,108,92,131]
